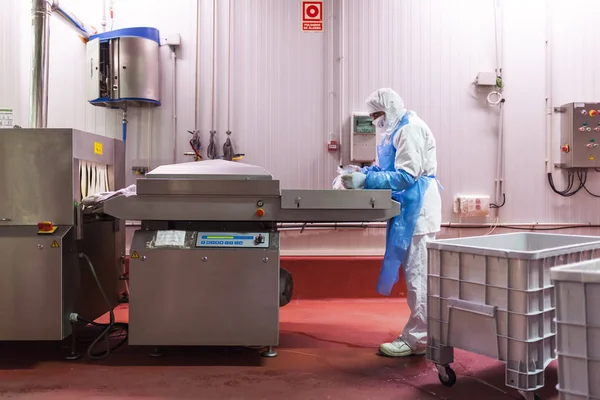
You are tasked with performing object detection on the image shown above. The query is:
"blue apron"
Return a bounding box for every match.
[374,113,440,296]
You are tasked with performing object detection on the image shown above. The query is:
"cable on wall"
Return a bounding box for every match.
[547,169,600,197]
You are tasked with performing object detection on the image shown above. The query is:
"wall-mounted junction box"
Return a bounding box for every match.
[475,72,497,86]
[350,112,376,163]
[453,195,490,218]
[557,102,600,169]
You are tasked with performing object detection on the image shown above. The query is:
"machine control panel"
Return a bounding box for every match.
[195,232,270,249]
[559,102,600,168]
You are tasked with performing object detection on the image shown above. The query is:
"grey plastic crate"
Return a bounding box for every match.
[551,259,600,400]
[426,232,600,399]
[429,296,556,342]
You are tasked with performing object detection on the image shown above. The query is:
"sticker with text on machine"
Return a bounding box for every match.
[0,108,14,128]
[154,230,187,248]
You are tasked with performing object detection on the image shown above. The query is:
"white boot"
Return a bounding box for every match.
[379,338,426,357]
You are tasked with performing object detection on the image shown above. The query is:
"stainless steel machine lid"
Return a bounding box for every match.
[146,160,273,180]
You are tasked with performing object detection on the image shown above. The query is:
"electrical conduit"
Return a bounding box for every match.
[172,48,177,163]
[208,0,218,159]
[223,0,234,161]
[545,0,553,174]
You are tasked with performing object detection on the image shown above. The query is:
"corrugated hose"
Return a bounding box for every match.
[223,130,234,161]
[207,130,217,159]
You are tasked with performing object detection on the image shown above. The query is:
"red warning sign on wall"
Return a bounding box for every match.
[302,1,323,32]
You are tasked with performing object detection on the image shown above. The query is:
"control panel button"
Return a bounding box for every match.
[587,143,593,148]
[587,127,592,132]
[595,144,599,148]
[256,208,265,217]
[561,144,570,153]
[590,155,595,161]
[590,110,598,117]
[580,127,586,132]
[591,138,596,143]
[595,127,600,132]
[582,110,588,115]
[584,122,588,126]
[37,221,58,234]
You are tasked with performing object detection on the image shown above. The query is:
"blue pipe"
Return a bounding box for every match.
[55,6,95,39]
[122,119,127,143]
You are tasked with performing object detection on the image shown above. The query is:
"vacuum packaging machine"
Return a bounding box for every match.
[0,128,125,344]
[104,160,400,355]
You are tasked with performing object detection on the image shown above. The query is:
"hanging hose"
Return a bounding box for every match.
[207,130,218,159]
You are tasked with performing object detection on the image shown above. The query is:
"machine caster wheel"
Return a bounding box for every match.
[149,348,163,357]
[437,366,456,387]
[261,346,278,358]
[280,268,293,307]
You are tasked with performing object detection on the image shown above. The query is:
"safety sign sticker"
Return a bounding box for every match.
[51,240,60,248]
[131,251,140,259]
[302,1,323,32]
[94,141,103,155]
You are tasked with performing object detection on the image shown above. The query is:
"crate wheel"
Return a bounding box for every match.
[438,366,456,387]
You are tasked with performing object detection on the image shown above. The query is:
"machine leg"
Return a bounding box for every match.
[149,347,163,357]
[518,391,541,400]
[64,323,81,361]
[261,346,277,358]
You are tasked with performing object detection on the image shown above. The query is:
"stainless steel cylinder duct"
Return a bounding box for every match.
[29,0,54,128]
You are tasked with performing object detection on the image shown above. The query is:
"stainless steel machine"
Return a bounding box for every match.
[0,128,125,343]
[104,160,400,356]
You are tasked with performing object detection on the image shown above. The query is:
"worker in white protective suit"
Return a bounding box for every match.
[341,88,442,357]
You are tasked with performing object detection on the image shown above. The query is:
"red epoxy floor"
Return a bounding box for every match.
[0,300,558,400]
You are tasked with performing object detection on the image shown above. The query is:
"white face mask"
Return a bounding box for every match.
[373,115,386,129]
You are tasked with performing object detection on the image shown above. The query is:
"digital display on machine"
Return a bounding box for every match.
[195,233,270,248]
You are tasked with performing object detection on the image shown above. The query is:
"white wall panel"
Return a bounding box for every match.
[0,0,25,124]
[228,0,336,189]
[4,0,600,255]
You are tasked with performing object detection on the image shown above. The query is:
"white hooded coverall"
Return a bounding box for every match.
[366,88,442,352]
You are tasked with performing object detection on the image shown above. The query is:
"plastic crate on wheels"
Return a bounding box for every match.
[551,259,600,400]
[426,232,600,400]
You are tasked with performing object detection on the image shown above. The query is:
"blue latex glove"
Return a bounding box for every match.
[365,169,416,191]
[361,165,381,174]
[341,172,367,189]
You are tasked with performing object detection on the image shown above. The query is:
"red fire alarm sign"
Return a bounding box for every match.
[302,1,323,32]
